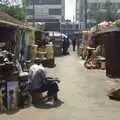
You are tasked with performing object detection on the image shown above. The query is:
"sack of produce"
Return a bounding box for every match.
[108,85,120,101]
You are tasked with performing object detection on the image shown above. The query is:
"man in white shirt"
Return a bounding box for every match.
[28,58,59,102]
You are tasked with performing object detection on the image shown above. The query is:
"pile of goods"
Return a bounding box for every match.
[36,42,55,68]
[83,45,106,70]
[91,20,120,33]
[84,56,106,70]
[0,50,31,113]
[108,84,120,101]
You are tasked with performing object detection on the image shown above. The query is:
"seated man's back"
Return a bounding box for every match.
[28,64,46,91]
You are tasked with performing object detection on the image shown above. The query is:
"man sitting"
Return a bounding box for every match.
[28,58,59,102]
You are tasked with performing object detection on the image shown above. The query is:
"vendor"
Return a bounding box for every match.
[28,58,59,102]
[63,37,70,54]
[72,38,76,51]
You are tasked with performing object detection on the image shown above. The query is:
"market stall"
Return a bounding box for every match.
[102,28,120,78]
[78,31,94,59]
[0,12,31,113]
[78,27,107,70]
[91,27,120,77]
[85,20,120,71]
[49,31,63,56]
[34,30,55,67]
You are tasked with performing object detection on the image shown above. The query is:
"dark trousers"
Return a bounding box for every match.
[73,44,76,51]
[31,80,59,97]
[42,80,59,97]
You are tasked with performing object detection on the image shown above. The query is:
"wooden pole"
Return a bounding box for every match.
[84,0,88,30]
[32,0,35,26]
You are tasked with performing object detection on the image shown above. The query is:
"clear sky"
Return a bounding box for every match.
[65,0,76,21]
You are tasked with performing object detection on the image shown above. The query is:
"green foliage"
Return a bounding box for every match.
[36,23,45,31]
[88,0,120,23]
[0,0,26,21]
[104,0,118,21]
[0,0,10,5]
[88,5,105,23]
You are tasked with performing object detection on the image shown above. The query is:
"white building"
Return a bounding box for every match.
[26,0,65,22]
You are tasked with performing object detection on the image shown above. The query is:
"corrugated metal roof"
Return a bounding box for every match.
[94,27,120,37]
[0,12,30,29]
[0,12,24,25]
[0,12,44,31]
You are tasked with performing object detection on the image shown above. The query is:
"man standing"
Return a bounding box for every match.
[72,38,76,51]
[63,37,70,55]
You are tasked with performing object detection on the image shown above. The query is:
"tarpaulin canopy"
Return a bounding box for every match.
[48,31,67,38]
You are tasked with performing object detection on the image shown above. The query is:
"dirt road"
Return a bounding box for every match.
[1,53,120,120]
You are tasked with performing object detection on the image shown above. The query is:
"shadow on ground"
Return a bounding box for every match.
[33,99,64,109]
[5,106,30,115]
[3,99,64,115]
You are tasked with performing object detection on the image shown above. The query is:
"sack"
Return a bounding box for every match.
[108,86,120,100]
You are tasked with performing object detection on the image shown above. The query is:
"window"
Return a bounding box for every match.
[27,9,33,15]
[42,0,61,4]
[49,9,61,15]
[28,0,33,5]
[35,0,40,4]
[118,3,120,9]
[29,0,61,5]
[33,0,61,5]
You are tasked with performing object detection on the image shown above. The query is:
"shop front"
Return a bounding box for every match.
[0,12,31,113]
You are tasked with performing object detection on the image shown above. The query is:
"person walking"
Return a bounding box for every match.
[63,37,70,55]
[72,38,76,51]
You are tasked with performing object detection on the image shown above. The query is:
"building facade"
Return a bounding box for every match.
[61,21,79,39]
[88,0,120,12]
[76,0,85,23]
[26,0,65,31]
[26,0,65,22]
[76,0,86,30]
[76,0,120,30]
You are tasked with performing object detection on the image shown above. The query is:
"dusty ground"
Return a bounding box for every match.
[1,52,120,120]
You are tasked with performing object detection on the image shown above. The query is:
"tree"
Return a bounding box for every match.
[0,0,10,5]
[88,5,105,23]
[0,0,18,5]
[104,0,119,21]
[8,5,26,21]
[0,0,27,21]
[88,0,120,24]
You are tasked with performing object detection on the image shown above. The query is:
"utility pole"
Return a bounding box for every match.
[32,0,35,26]
[78,0,81,30]
[84,0,88,30]
[73,15,75,33]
